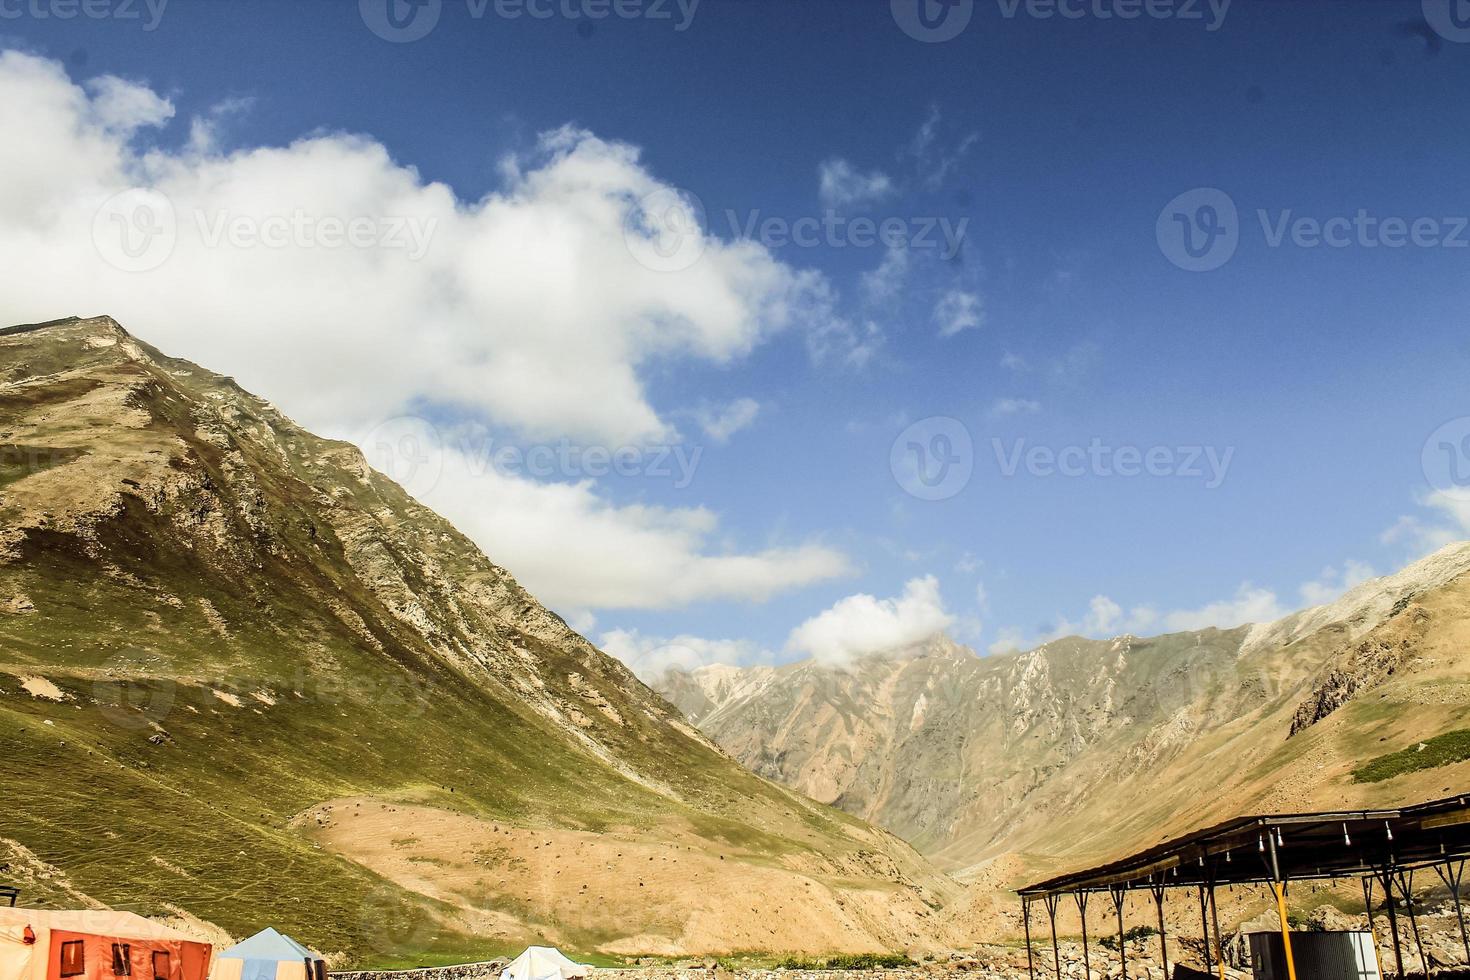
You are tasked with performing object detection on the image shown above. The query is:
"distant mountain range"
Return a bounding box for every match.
[656,543,1470,898]
[0,316,954,963]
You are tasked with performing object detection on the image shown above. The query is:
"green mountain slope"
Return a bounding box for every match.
[0,316,956,963]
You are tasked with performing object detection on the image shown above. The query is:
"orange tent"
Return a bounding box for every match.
[0,910,212,980]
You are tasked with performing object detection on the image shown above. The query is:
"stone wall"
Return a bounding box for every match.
[331,961,505,980]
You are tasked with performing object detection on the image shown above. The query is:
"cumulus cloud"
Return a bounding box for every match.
[360,418,852,612]
[934,289,984,337]
[817,158,893,209]
[85,75,174,134]
[988,626,1025,656]
[1299,560,1377,607]
[1382,491,1470,556]
[599,628,772,681]
[693,397,760,444]
[0,51,854,613]
[860,246,910,304]
[0,51,834,447]
[1151,584,1286,633]
[786,575,954,665]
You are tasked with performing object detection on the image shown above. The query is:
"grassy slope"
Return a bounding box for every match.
[0,317,950,963]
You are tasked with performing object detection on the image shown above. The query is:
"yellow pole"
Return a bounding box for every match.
[1209,882,1227,980]
[1272,881,1299,980]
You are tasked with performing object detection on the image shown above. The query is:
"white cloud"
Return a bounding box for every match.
[1153,584,1286,633]
[693,397,760,444]
[0,51,855,614]
[817,157,893,209]
[1382,491,1470,556]
[599,628,772,681]
[1000,352,1027,372]
[363,418,852,611]
[1043,583,1286,643]
[0,51,837,448]
[85,75,174,134]
[1299,560,1377,607]
[990,398,1041,417]
[988,626,1024,656]
[786,575,954,665]
[934,289,984,337]
[860,246,910,304]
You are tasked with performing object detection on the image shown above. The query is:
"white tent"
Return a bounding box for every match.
[500,947,590,980]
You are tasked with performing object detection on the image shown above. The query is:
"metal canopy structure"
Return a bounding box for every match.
[1017,794,1470,980]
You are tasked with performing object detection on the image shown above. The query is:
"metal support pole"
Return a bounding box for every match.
[1197,884,1214,975]
[1433,859,1470,967]
[1364,877,1390,980]
[1267,832,1299,980]
[1111,885,1129,980]
[1150,881,1171,980]
[1044,893,1063,980]
[1208,881,1226,980]
[1075,891,1092,980]
[1024,897,1037,980]
[1378,868,1406,980]
[1393,870,1428,977]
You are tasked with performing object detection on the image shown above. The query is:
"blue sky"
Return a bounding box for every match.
[3,0,1469,672]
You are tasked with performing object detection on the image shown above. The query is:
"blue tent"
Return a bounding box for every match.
[212,930,324,980]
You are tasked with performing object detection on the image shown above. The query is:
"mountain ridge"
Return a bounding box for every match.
[655,543,1470,890]
[0,314,956,961]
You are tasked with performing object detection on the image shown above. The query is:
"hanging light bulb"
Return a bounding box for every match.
[1343,823,1352,847]
[1258,834,1265,853]
[1385,820,1394,842]
[1226,849,1232,863]
[1275,827,1285,847]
